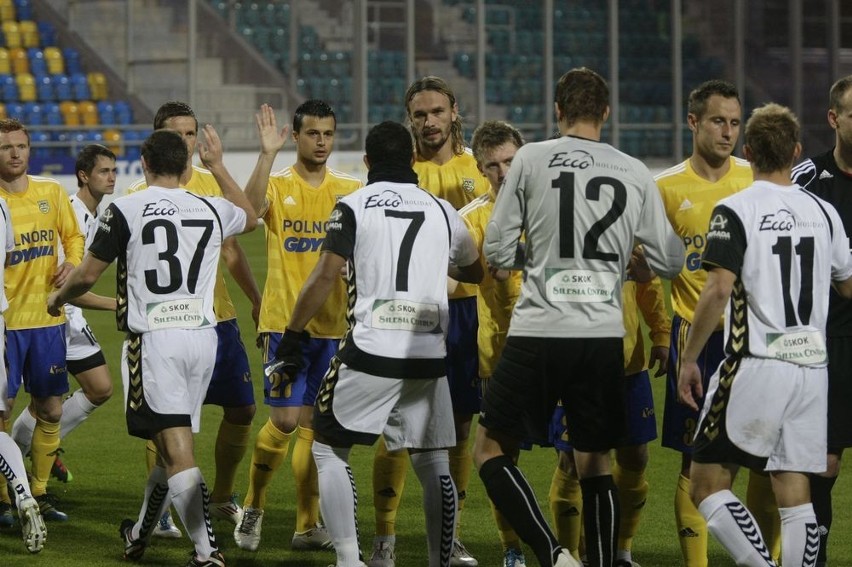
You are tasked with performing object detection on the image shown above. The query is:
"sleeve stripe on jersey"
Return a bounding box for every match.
[327,168,362,183]
[187,192,224,239]
[458,193,489,217]
[791,159,816,187]
[653,161,687,181]
[423,191,452,249]
[800,187,834,239]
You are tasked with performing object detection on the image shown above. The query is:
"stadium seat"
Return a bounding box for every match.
[52,73,70,101]
[37,21,55,47]
[2,21,20,48]
[62,47,81,75]
[23,101,42,124]
[0,72,15,99]
[96,100,114,125]
[43,46,63,74]
[59,100,80,125]
[5,100,22,119]
[102,127,121,156]
[13,0,32,21]
[122,129,144,160]
[27,47,44,75]
[43,101,61,125]
[70,72,90,100]
[0,101,5,119]
[87,72,107,100]
[0,47,9,74]
[19,20,36,48]
[8,45,26,74]
[35,73,52,101]
[30,129,51,158]
[15,71,34,101]
[113,100,132,124]
[78,100,98,125]
[0,0,14,24]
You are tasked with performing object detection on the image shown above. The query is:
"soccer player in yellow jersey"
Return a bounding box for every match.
[127,102,263,537]
[0,118,85,522]
[462,120,525,567]
[368,76,490,567]
[236,100,362,552]
[656,80,779,566]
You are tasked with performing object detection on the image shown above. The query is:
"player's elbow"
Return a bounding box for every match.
[454,260,484,284]
[834,277,852,299]
[242,214,258,233]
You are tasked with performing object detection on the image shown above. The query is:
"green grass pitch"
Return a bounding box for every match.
[1,227,850,566]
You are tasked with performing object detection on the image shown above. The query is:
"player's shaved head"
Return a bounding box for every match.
[142,129,189,178]
[744,103,800,174]
[554,67,609,127]
[365,121,413,166]
[154,101,197,130]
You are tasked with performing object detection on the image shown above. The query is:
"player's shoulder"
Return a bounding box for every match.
[459,191,492,218]
[269,165,294,180]
[326,167,363,188]
[653,159,689,184]
[125,177,148,194]
[27,174,65,193]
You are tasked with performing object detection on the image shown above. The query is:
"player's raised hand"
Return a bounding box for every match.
[198,124,225,169]
[677,360,703,411]
[255,103,289,155]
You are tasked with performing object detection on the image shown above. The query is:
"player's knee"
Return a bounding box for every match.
[86,382,113,406]
[270,414,298,434]
[615,443,649,471]
[223,404,256,425]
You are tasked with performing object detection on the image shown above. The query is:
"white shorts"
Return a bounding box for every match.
[64,305,101,361]
[121,328,216,435]
[324,363,456,451]
[698,357,827,473]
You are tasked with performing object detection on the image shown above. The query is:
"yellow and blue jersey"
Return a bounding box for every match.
[623,278,670,375]
[415,149,489,300]
[655,157,752,322]
[127,165,238,322]
[461,189,521,377]
[258,166,362,338]
[2,175,84,329]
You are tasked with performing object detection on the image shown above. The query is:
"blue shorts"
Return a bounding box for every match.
[6,325,69,399]
[447,296,481,415]
[262,333,338,408]
[549,370,657,452]
[662,315,725,453]
[204,319,255,408]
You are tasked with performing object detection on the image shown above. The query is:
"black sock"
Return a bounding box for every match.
[480,455,561,566]
[581,475,619,567]
[810,473,837,562]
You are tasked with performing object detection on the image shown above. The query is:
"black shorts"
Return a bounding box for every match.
[827,336,852,451]
[480,336,627,453]
[67,350,106,377]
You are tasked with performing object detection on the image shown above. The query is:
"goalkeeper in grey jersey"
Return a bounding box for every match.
[473,67,683,567]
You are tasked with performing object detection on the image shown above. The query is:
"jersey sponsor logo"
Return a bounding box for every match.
[15,229,55,246]
[758,209,794,232]
[462,178,475,193]
[548,149,594,169]
[682,233,707,271]
[142,199,178,217]
[544,268,618,303]
[146,298,207,330]
[283,236,324,252]
[38,200,49,214]
[365,190,402,209]
[281,219,330,233]
[371,299,441,332]
[765,329,827,366]
[9,244,55,265]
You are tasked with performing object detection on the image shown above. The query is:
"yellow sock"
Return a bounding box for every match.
[212,419,251,502]
[372,436,409,537]
[292,426,319,532]
[243,419,291,509]
[30,418,60,496]
[145,439,158,473]
[613,462,649,552]
[746,469,780,563]
[489,498,522,551]
[675,474,708,567]
[448,439,472,538]
[549,464,582,557]
[0,476,9,505]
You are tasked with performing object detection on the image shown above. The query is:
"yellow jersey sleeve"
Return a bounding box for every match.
[622,277,671,375]
[125,167,238,321]
[655,157,752,322]
[462,192,521,378]
[3,176,84,329]
[414,149,489,299]
[258,167,362,337]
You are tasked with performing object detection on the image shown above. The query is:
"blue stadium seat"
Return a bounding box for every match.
[37,22,55,46]
[23,101,42,124]
[96,100,115,124]
[43,101,61,125]
[35,74,53,102]
[30,130,52,158]
[62,48,81,75]
[5,101,23,119]
[69,72,89,100]
[0,72,17,100]
[52,73,70,101]
[113,100,132,125]
[13,0,32,21]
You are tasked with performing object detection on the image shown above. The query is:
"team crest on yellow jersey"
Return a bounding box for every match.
[38,200,49,213]
[462,178,475,193]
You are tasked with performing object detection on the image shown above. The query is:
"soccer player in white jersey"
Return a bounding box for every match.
[271,121,482,567]
[679,103,852,567]
[11,144,117,483]
[47,127,257,567]
[473,67,684,567]
[0,195,47,553]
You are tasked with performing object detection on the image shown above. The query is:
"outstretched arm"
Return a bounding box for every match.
[245,104,289,217]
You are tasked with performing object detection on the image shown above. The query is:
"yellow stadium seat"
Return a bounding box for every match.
[60,100,80,126]
[15,72,34,101]
[103,128,122,156]
[19,20,38,48]
[0,102,6,120]
[2,21,20,49]
[8,46,26,74]
[0,47,10,75]
[0,0,15,23]
[43,46,63,75]
[79,100,98,125]
[87,72,107,100]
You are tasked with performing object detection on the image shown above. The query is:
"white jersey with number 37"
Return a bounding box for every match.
[88,187,247,333]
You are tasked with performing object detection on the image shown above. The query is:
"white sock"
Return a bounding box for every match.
[699,489,777,566]
[133,465,170,541]
[0,432,32,506]
[60,390,98,439]
[313,441,362,567]
[169,467,218,560]
[411,450,456,567]
[10,407,36,457]
[779,503,819,567]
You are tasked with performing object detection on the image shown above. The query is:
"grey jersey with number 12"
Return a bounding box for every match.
[485,135,683,338]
